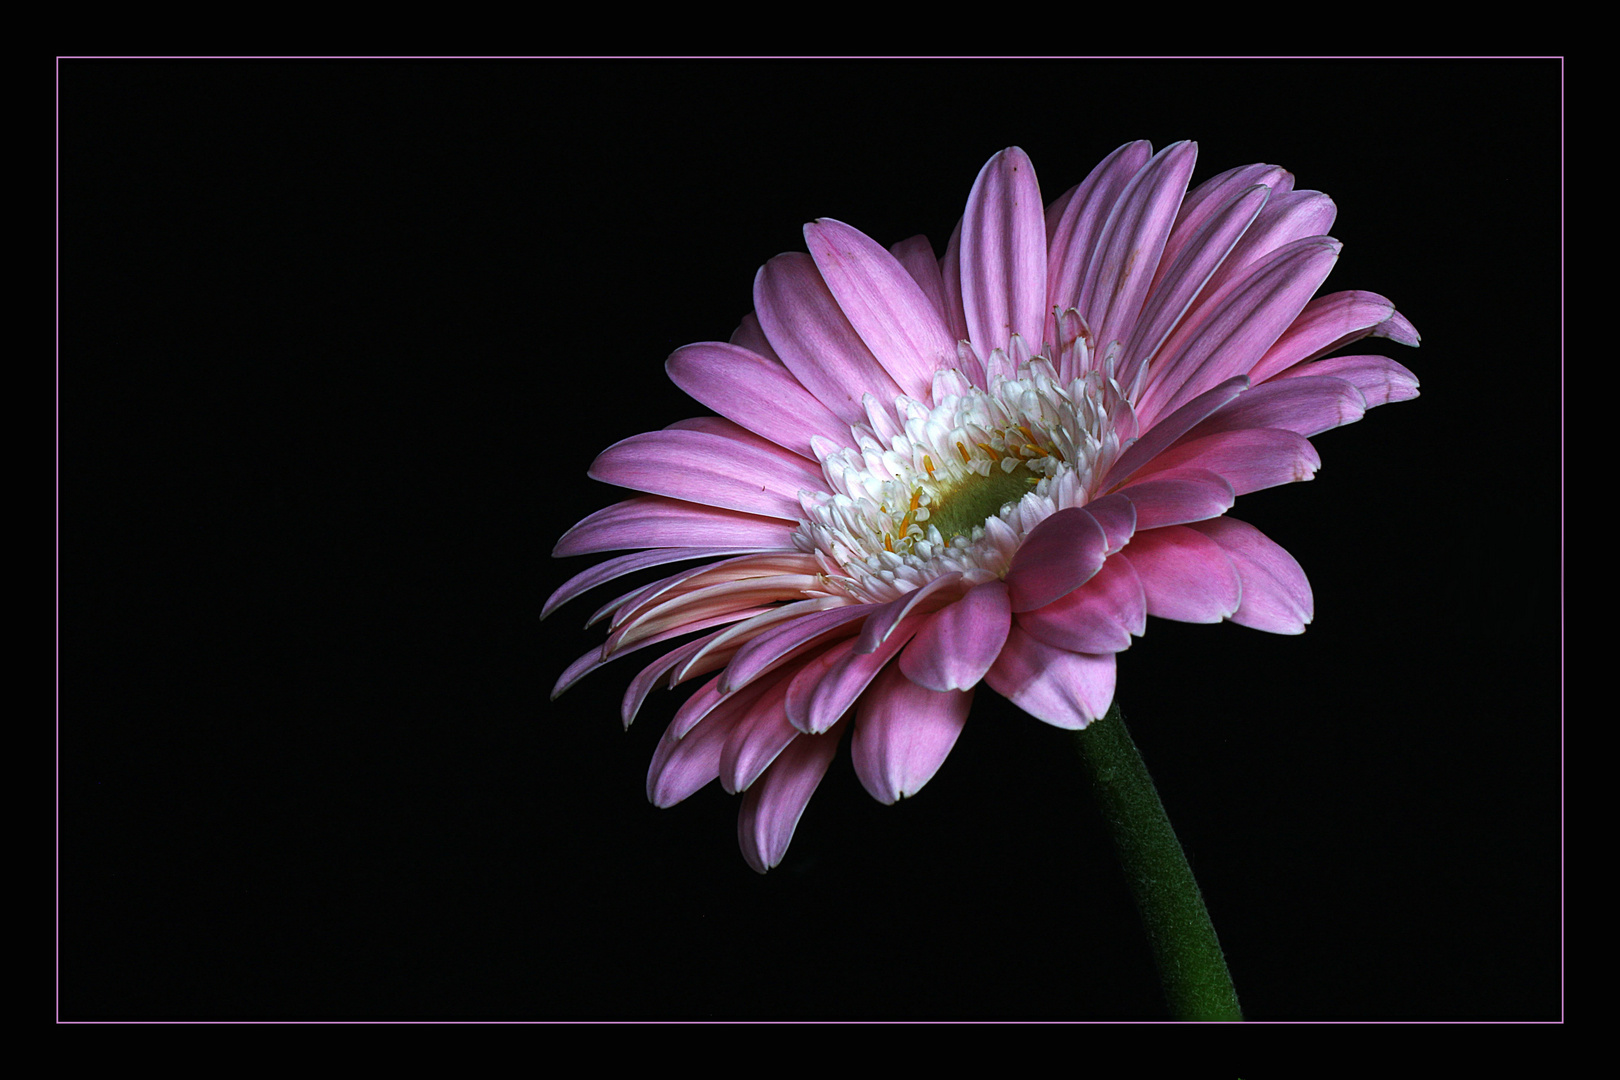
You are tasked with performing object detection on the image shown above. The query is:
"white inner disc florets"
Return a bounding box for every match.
[794,341,1132,604]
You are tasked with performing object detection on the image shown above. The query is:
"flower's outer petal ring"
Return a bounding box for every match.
[754,252,904,427]
[961,147,1047,358]
[852,663,972,805]
[1187,517,1313,634]
[986,626,1116,729]
[899,579,1012,692]
[1118,526,1241,624]
[737,720,846,874]
[1005,506,1110,613]
[805,218,955,402]
[665,342,851,460]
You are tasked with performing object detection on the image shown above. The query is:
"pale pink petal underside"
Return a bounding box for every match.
[985,626,1117,729]
[851,662,972,804]
[736,721,845,874]
[899,579,1012,692]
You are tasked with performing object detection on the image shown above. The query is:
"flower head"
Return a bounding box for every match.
[548,142,1419,873]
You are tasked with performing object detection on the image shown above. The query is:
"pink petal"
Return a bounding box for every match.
[1188,188,1337,305]
[852,572,963,654]
[1184,375,1367,439]
[898,579,1012,692]
[985,625,1117,730]
[851,662,972,804]
[589,427,821,520]
[1078,140,1198,355]
[664,342,849,459]
[805,218,955,401]
[1004,506,1109,613]
[890,234,951,326]
[736,720,845,874]
[718,602,870,696]
[961,147,1047,356]
[1152,161,1293,290]
[1114,467,1235,530]
[728,311,779,361]
[1043,140,1154,341]
[719,672,799,794]
[753,251,904,426]
[791,614,925,733]
[553,495,799,557]
[1099,375,1249,492]
[1119,183,1270,382]
[1131,428,1320,496]
[1269,353,1420,409]
[1015,555,1146,655]
[1246,289,1405,383]
[938,218,971,347]
[1077,492,1138,554]
[1119,526,1241,623]
[1187,517,1313,634]
[543,545,765,620]
[1138,238,1342,427]
[646,706,731,808]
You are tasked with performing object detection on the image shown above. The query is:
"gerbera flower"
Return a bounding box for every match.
[548,141,1418,874]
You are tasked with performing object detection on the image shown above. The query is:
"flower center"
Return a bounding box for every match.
[794,349,1131,604]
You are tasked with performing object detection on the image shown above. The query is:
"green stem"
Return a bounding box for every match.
[1074,701,1242,1021]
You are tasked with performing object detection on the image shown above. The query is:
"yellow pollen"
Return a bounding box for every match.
[923,454,935,479]
[956,441,970,463]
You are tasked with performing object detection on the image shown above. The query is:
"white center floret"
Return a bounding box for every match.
[794,338,1134,604]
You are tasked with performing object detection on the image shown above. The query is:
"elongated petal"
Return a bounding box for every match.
[791,613,926,733]
[553,495,798,557]
[647,707,730,808]
[985,626,1116,729]
[1247,289,1409,383]
[1005,506,1109,612]
[805,218,954,400]
[720,671,799,794]
[1120,526,1241,623]
[1115,468,1235,530]
[851,662,972,804]
[1016,555,1145,655]
[737,721,844,874]
[1190,189,1336,304]
[961,147,1047,356]
[1185,376,1366,439]
[1152,162,1292,290]
[1120,183,1270,379]
[754,252,903,425]
[1080,140,1198,354]
[899,579,1011,691]
[1270,353,1420,408]
[590,428,821,520]
[1044,140,1154,338]
[1077,492,1138,554]
[543,545,765,620]
[890,234,950,325]
[1133,428,1320,496]
[1140,238,1342,426]
[1187,517,1313,633]
[719,602,869,695]
[665,342,849,459]
[853,572,962,654]
[1100,375,1249,492]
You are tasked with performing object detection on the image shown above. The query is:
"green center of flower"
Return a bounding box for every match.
[923,465,1042,545]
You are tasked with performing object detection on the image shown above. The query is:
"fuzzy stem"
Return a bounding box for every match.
[1074,701,1242,1021]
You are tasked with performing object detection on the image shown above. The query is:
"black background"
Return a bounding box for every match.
[60,59,1562,1021]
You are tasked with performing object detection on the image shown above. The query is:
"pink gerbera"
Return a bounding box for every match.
[548,141,1418,873]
